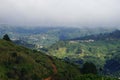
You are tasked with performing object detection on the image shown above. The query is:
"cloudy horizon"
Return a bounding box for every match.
[0,0,120,27]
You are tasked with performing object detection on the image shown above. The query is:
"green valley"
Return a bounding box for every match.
[0,26,120,79]
[0,35,118,80]
[0,0,120,79]
[48,30,120,78]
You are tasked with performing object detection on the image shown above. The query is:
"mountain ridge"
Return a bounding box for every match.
[71,29,120,41]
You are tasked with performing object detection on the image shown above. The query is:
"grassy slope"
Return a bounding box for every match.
[0,39,81,80]
[0,40,52,80]
[48,40,120,71]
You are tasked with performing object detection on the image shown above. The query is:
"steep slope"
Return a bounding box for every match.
[0,40,52,80]
[0,39,82,80]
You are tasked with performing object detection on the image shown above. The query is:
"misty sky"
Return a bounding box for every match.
[0,0,120,27]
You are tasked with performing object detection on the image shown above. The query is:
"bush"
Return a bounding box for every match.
[81,62,97,74]
[6,70,16,78]
[3,34,11,41]
[11,52,17,57]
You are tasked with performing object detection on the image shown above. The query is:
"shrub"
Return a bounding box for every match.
[3,34,11,41]
[81,62,97,74]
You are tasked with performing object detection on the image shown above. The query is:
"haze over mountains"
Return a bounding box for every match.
[0,0,120,80]
[0,34,119,80]
[0,0,120,27]
[0,26,120,80]
[0,26,120,79]
[0,26,117,48]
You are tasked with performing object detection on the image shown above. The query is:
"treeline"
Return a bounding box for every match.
[71,30,120,41]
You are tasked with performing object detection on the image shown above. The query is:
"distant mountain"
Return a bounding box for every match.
[71,30,120,41]
[0,25,116,48]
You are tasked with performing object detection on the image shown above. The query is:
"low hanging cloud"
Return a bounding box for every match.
[0,0,120,27]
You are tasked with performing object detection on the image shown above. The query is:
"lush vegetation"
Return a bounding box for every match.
[3,34,11,41]
[0,39,81,80]
[0,26,119,79]
[48,30,120,78]
[72,30,120,41]
[0,38,118,79]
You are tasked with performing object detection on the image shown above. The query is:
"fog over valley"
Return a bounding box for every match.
[0,0,120,80]
[0,0,120,27]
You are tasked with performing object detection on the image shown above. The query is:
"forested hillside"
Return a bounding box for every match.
[0,39,81,80]
[72,30,120,41]
[0,37,118,80]
[48,30,120,78]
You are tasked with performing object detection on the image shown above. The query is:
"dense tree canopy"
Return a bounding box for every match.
[3,34,11,41]
[81,62,98,74]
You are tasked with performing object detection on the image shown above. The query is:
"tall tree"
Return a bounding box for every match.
[3,34,11,41]
[81,62,97,74]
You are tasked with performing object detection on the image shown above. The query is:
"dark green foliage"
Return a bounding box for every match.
[31,74,41,80]
[32,49,38,53]
[20,68,28,76]
[15,56,24,64]
[0,39,80,80]
[72,30,120,41]
[0,39,118,80]
[81,62,97,74]
[11,52,17,57]
[3,34,11,41]
[75,74,119,80]
[6,70,16,78]
[48,39,120,77]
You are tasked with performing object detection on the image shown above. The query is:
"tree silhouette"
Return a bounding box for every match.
[3,34,11,41]
[81,62,97,74]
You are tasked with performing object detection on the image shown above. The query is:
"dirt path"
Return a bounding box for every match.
[51,63,57,74]
[44,56,57,80]
[44,76,52,80]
